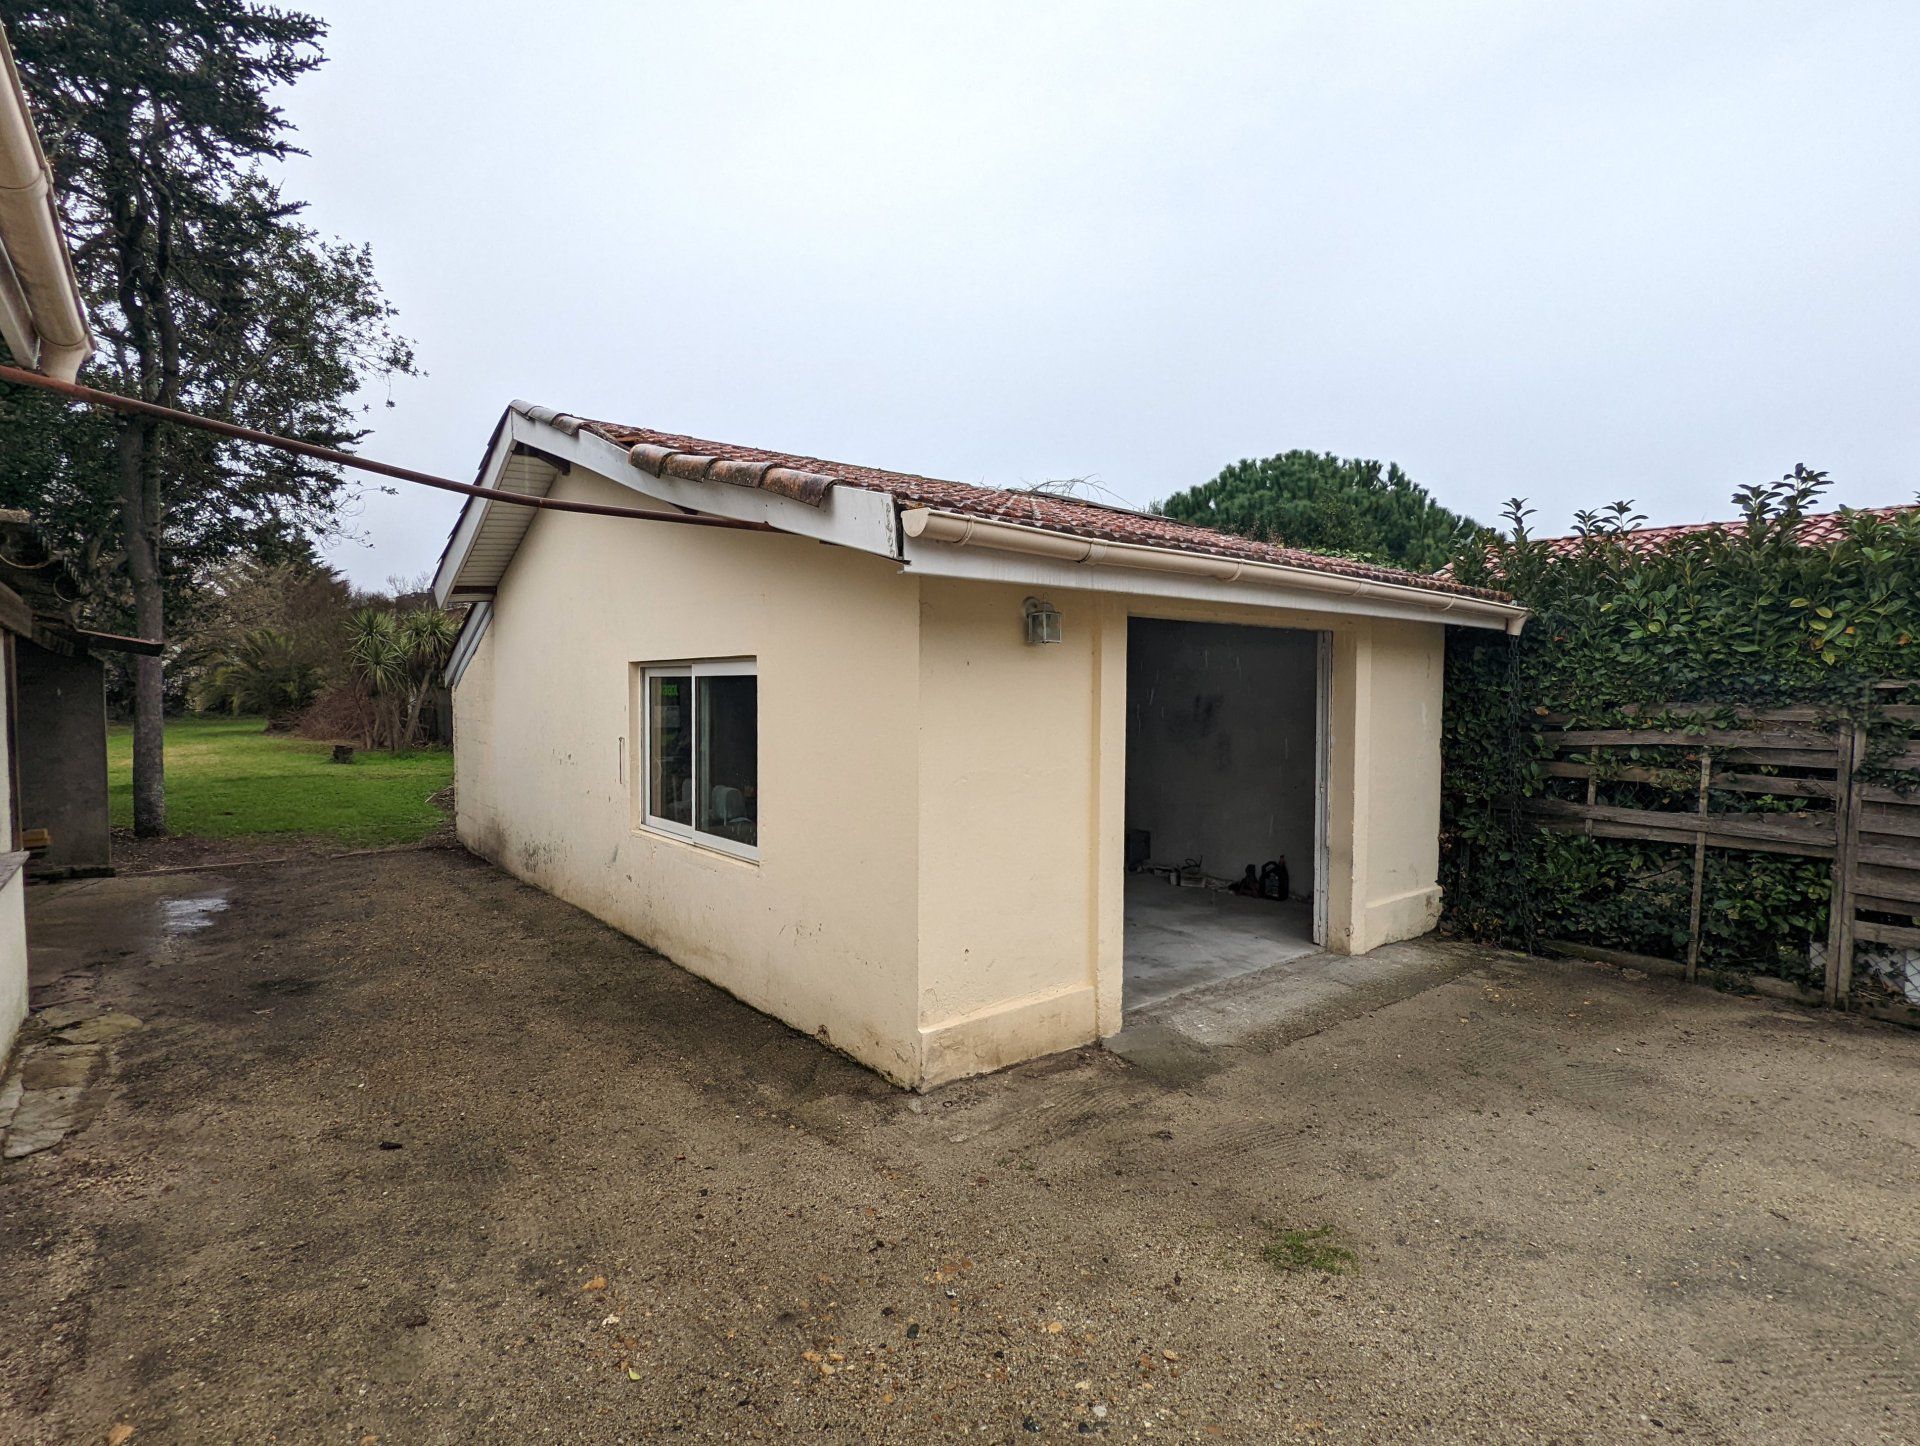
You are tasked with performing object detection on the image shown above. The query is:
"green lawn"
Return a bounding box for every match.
[108,715,454,847]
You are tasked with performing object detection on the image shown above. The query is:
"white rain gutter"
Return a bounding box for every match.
[0,24,93,381]
[900,507,1528,635]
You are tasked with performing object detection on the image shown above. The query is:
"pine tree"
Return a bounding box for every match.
[1,4,412,834]
[1156,451,1481,572]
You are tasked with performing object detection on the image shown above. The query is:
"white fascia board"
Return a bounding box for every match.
[431,409,903,610]
[444,599,492,687]
[510,412,901,559]
[429,420,516,606]
[901,533,1523,633]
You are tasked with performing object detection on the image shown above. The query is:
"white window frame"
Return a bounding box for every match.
[636,658,760,862]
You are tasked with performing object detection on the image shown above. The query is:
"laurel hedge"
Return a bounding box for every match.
[1440,467,1920,985]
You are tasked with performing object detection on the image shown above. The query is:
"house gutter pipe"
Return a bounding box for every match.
[0,26,93,381]
[900,507,1528,635]
[0,364,775,533]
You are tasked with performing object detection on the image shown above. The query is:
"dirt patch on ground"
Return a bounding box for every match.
[3,850,1917,1443]
[104,825,334,873]
[105,821,458,875]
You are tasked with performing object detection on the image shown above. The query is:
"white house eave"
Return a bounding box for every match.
[898,507,1528,634]
[431,405,903,610]
[430,417,535,606]
[430,407,1523,634]
[0,26,93,380]
[505,407,901,557]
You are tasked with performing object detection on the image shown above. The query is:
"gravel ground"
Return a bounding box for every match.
[2,848,1916,1444]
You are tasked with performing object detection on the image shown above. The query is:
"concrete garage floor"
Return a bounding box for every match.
[1123,873,1317,1009]
[4,850,1920,1443]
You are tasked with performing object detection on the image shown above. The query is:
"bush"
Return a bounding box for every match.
[1441,469,1920,980]
[292,682,378,744]
[190,627,325,722]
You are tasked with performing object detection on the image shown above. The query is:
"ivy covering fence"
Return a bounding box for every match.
[1440,468,1920,1010]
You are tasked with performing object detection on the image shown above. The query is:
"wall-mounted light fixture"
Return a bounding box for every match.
[1023,596,1062,645]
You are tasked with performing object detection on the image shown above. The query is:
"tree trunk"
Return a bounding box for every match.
[400,686,426,753]
[117,418,166,837]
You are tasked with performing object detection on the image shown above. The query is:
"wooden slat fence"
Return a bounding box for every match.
[1524,692,1920,1011]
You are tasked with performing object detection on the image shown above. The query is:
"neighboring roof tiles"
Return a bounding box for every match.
[580,419,1510,604]
[1436,505,1919,580]
[1532,506,1915,556]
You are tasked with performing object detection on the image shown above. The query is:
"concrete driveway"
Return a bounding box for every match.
[2,848,1916,1443]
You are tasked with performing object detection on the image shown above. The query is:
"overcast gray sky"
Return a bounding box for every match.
[276,1,1920,588]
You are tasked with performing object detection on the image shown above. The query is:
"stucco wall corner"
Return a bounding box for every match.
[915,982,1098,1090]
[1357,882,1443,955]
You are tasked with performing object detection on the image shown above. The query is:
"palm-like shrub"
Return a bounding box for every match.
[345,605,461,750]
[192,627,325,722]
[397,608,459,748]
[344,608,408,750]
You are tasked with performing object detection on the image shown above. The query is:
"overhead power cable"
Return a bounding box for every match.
[0,364,775,533]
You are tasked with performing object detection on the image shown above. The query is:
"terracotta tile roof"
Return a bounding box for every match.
[1435,504,1918,579]
[580,419,1510,603]
[1528,506,1915,556]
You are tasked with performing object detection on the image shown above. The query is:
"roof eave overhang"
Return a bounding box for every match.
[0,26,94,381]
[430,411,518,606]
[899,507,1528,634]
[431,404,902,609]
[431,406,1526,636]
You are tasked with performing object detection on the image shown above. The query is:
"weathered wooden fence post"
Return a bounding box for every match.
[1685,748,1711,982]
[1824,722,1866,1007]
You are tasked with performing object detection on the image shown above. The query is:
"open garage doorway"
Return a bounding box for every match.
[1123,618,1328,1010]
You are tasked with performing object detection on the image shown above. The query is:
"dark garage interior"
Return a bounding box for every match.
[1123,617,1322,1008]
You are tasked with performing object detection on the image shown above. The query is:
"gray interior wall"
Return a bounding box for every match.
[17,641,110,869]
[1125,618,1317,899]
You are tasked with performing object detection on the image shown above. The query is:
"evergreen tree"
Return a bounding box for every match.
[0,4,412,835]
[1156,451,1481,572]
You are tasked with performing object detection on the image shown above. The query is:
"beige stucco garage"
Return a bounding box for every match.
[432,405,1524,1088]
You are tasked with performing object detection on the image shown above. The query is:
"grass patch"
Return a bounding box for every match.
[1260,1224,1357,1276]
[109,715,453,848]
